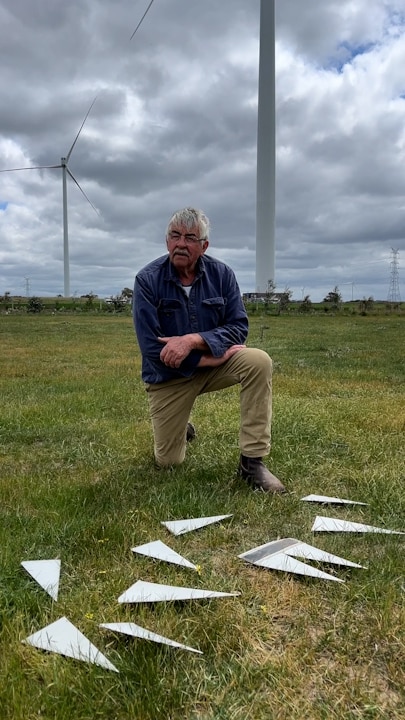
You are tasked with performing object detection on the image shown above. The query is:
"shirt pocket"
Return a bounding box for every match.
[201,296,227,325]
[157,298,184,334]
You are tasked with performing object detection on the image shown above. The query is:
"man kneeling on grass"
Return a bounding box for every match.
[133,207,286,494]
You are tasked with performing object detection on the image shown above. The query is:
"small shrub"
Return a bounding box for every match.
[26,297,44,313]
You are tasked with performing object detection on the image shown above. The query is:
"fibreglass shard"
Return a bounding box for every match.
[161,514,232,536]
[131,540,197,569]
[283,540,364,568]
[301,494,367,506]
[312,516,405,534]
[118,580,240,604]
[21,558,61,600]
[100,622,203,654]
[22,616,119,672]
[242,551,344,582]
[239,537,363,569]
[238,537,361,581]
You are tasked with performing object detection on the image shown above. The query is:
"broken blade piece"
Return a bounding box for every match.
[284,541,365,568]
[301,494,367,505]
[21,558,61,601]
[312,516,404,534]
[238,538,359,574]
[131,540,196,569]
[239,538,301,564]
[161,514,232,536]
[22,616,119,672]
[100,622,202,654]
[117,580,240,604]
[246,553,344,582]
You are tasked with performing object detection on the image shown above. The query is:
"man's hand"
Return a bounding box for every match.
[197,344,245,368]
[158,334,206,368]
[159,335,245,369]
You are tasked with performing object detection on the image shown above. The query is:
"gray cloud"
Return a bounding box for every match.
[1,0,404,302]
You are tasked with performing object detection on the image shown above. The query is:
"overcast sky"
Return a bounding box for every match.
[1,0,404,302]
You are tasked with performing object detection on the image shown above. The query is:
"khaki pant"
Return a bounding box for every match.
[145,347,272,466]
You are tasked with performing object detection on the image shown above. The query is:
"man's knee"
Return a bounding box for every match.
[153,431,187,468]
[241,347,272,376]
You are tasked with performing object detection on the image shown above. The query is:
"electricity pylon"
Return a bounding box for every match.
[387,248,401,303]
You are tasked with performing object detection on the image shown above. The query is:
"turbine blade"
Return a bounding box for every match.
[0,165,61,172]
[66,167,100,216]
[129,0,155,41]
[66,96,98,162]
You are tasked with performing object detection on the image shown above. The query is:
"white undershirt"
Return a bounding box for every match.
[182,285,192,297]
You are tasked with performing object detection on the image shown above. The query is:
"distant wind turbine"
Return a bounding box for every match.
[342,281,356,302]
[0,98,99,297]
[0,0,156,298]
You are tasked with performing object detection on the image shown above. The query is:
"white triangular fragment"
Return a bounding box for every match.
[239,538,303,563]
[22,616,119,672]
[312,516,405,534]
[100,622,202,655]
[21,559,61,600]
[301,494,367,505]
[248,553,344,582]
[131,540,196,569]
[284,541,365,568]
[238,539,347,580]
[161,514,232,536]
[118,580,240,604]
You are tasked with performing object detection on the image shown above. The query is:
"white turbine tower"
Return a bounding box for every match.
[0,99,99,298]
[256,0,276,293]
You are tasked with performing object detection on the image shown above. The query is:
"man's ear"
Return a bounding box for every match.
[202,240,209,253]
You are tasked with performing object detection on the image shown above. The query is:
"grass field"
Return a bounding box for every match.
[0,313,404,720]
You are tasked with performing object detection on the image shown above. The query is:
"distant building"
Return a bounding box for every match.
[243,292,288,304]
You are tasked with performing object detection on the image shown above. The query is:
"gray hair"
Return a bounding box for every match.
[166,207,210,241]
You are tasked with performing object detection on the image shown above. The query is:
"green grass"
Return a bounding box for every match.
[0,313,404,719]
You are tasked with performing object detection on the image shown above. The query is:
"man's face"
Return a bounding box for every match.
[166,223,209,275]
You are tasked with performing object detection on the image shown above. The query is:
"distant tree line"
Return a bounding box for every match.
[243,283,397,316]
[0,285,401,316]
[0,287,134,314]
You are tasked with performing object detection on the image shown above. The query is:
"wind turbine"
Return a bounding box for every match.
[0,98,99,297]
[342,281,356,302]
[256,0,276,293]
[0,0,157,299]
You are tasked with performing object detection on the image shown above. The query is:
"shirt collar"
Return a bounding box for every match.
[166,254,206,283]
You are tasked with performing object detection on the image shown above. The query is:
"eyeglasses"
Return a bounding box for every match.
[168,230,205,244]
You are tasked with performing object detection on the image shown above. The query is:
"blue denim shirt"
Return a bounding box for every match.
[133,253,248,383]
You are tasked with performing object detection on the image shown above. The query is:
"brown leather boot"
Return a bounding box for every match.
[239,455,287,493]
